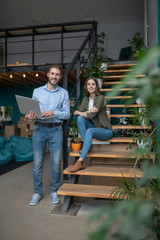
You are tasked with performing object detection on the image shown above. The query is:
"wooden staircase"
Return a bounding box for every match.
[56,62,147,214]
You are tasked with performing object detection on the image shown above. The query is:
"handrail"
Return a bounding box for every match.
[62,23,97,90]
[0,20,98,71]
[68,41,96,99]
[63,29,94,78]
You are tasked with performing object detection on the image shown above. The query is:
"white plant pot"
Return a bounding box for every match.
[100,63,108,70]
[137,138,152,149]
[97,78,103,88]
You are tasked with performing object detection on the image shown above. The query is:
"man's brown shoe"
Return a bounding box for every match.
[68,160,85,172]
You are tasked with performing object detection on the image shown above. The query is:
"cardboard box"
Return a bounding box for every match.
[29,121,34,131]
[5,125,19,139]
[28,130,33,137]
[20,127,29,137]
[17,122,28,129]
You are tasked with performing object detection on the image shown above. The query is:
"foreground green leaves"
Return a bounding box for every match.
[89,201,154,240]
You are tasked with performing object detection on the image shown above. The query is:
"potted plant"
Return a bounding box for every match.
[86,57,107,88]
[128,32,145,59]
[127,106,157,166]
[85,32,112,88]
[70,120,82,152]
[129,106,151,127]
[96,32,111,69]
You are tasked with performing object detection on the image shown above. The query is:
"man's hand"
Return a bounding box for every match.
[41,111,54,117]
[25,111,37,120]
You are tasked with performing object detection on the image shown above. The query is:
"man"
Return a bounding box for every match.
[26,65,70,206]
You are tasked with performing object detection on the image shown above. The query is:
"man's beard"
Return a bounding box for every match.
[49,78,58,87]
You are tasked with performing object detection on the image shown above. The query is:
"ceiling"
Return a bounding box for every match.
[0,68,77,87]
[0,71,48,87]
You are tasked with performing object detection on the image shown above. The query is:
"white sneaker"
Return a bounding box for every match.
[29,193,42,206]
[51,192,60,204]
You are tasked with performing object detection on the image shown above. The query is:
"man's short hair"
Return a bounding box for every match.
[48,64,62,75]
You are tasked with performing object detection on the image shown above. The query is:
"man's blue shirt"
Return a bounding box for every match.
[33,84,70,123]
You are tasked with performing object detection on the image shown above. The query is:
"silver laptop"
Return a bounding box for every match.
[15,95,54,120]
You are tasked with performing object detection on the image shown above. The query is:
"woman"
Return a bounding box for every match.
[68,77,113,172]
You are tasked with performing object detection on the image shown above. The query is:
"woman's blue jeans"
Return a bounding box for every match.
[77,116,113,160]
[32,125,63,195]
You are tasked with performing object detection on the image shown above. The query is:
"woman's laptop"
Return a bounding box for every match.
[15,95,54,120]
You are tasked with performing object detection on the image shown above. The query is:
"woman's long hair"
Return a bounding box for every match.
[84,77,102,97]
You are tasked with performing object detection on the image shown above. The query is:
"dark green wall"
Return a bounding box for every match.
[0,86,36,124]
[158,0,160,142]
[159,0,160,42]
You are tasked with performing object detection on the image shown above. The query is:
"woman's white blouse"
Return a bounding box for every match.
[88,98,94,110]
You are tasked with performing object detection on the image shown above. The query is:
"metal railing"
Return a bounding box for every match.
[0,20,98,72]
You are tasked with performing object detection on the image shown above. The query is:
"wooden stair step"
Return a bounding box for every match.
[57,183,115,199]
[69,150,153,159]
[105,96,133,99]
[108,114,135,117]
[77,137,135,143]
[106,104,146,108]
[112,125,151,129]
[103,81,136,85]
[101,88,138,92]
[89,137,135,143]
[63,165,143,178]
[105,69,132,73]
[103,74,145,79]
[108,63,137,68]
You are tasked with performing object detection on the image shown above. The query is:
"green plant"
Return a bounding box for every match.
[88,46,160,239]
[88,163,160,240]
[128,129,158,165]
[86,57,106,79]
[69,117,81,143]
[72,121,80,143]
[129,106,151,126]
[94,32,112,63]
[4,106,12,120]
[126,105,158,172]
[85,32,112,79]
[89,199,156,240]
[128,32,145,53]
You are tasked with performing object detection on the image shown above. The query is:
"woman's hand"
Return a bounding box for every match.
[90,106,98,113]
[41,111,54,117]
[74,110,80,116]
[25,111,37,120]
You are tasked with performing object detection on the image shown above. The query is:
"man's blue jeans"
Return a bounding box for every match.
[77,116,113,159]
[32,125,63,195]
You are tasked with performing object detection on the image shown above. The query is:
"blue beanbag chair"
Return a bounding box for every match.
[0,146,14,166]
[7,136,33,162]
[0,136,7,147]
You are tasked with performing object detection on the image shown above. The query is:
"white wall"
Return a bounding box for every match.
[0,0,144,61]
